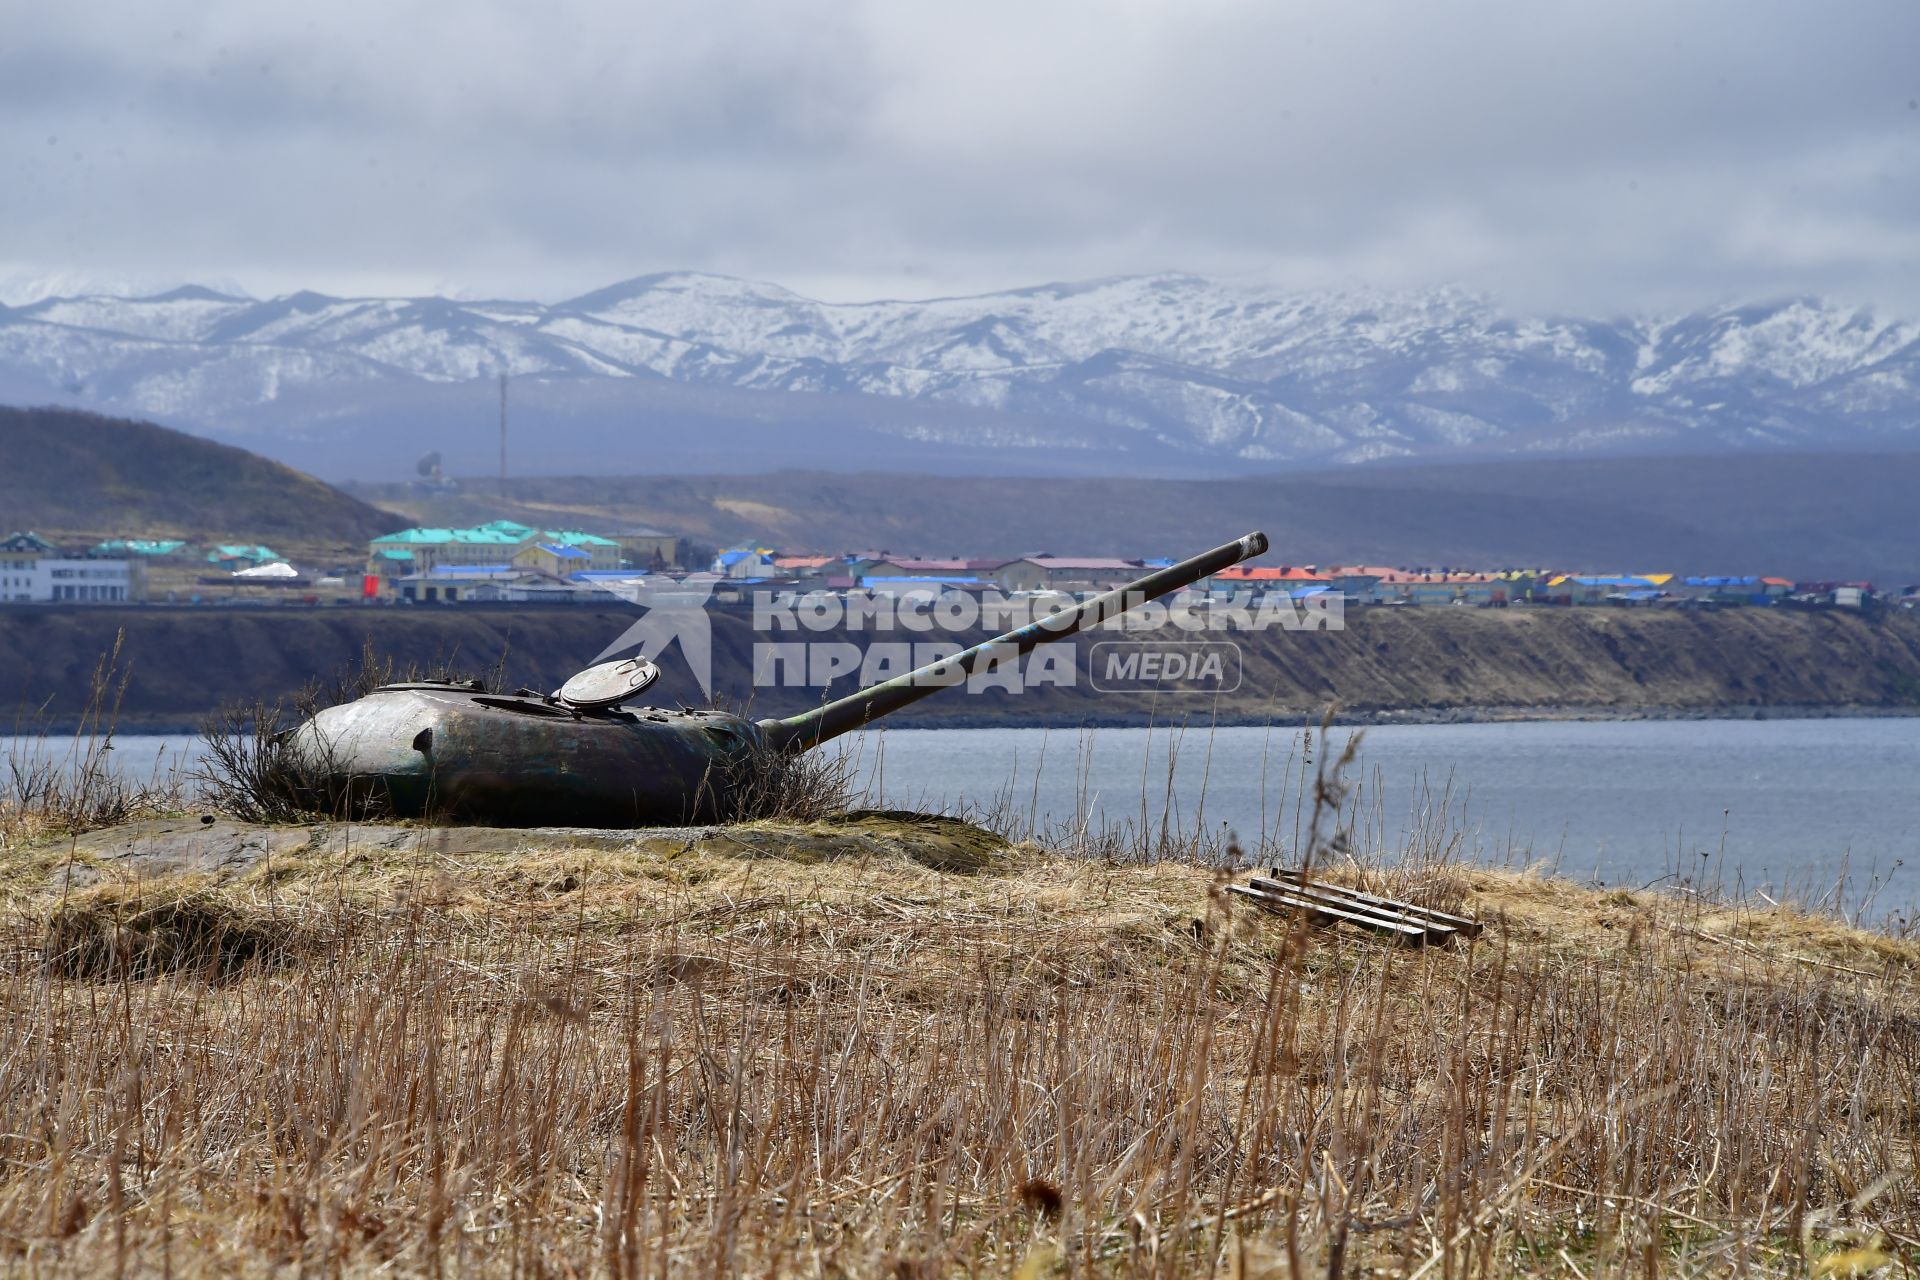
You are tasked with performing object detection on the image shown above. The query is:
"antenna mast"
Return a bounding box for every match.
[498,372,508,498]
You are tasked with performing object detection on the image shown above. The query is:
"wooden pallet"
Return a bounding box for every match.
[1227,867,1482,947]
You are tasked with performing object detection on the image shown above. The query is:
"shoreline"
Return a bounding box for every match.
[880,701,1920,730]
[21,700,1920,738]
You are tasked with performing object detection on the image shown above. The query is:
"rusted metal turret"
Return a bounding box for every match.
[289,532,1268,826]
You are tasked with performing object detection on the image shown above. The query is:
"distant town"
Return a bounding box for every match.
[0,519,1900,612]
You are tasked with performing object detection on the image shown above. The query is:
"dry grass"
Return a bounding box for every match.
[41,879,300,980]
[1,801,1917,1277]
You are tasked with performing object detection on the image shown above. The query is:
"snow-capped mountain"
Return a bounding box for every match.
[0,272,254,308]
[2,271,1917,479]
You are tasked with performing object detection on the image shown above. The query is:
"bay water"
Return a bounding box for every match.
[14,717,1918,917]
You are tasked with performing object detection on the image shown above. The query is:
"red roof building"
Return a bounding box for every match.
[1213,565,1331,584]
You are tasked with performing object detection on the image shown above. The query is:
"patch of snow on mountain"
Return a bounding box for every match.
[1,272,1917,466]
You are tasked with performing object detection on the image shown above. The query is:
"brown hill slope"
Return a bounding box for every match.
[352,452,1920,585]
[0,405,399,546]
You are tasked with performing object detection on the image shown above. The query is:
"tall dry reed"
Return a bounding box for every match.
[2,633,181,846]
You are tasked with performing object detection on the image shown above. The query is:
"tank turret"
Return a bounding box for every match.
[289,532,1268,826]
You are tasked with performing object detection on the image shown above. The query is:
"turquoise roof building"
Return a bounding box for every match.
[369,520,623,575]
[90,538,187,557]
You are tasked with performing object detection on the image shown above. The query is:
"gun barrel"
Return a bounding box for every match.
[757,531,1268,752]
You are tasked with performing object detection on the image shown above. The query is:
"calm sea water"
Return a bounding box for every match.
[15,718,1920,914]
[844,720,1920,910]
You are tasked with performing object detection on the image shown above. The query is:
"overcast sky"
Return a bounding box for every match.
[3,0,1917,312]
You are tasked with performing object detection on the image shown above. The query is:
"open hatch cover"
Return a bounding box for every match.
[556,657,660,710]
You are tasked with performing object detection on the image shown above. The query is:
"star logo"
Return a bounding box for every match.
[586,574,720,699]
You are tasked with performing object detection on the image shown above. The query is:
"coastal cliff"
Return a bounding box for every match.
[8,603,1920,731]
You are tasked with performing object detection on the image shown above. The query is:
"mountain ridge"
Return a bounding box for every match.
[3,271,1918,479]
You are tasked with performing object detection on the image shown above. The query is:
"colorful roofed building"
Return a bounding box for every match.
[368,520,621,576]
[1318,569,1553,605]
[90,539,187,558]
[772,554,838,578]
[0,532,58,566]
[714,547,778,579]
[1211,565,1332,586]
[1212,565,1327,581]
[1670,575,1795,603]
[512,542,594,577]
[1394,574,1506,605]
[861,557,1011,586]
[207,544,279,570]
[1547,574,1674,603]
[993,556,1141,591]
[610,527,679,569]
[541,528,622,563]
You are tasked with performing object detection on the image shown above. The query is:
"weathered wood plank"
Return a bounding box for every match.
[1226,883,1432,944]
[1268,866,1484,938]
[1248,876,1459,945]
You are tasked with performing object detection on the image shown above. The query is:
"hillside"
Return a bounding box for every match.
[357,450,1920,585]
[8,603,1920,731]
[0,405,399,546]
[5,274,1920,479]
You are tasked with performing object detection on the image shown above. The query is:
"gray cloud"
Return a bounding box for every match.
[3,0,1917,310]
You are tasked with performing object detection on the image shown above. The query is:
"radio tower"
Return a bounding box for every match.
[498,373,508,498]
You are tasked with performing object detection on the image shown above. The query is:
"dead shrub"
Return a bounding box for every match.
[44,885,298,979]
[3,633,182,843]
[193,638,503,824]
[193,698,330,824]
[714,734,855,823]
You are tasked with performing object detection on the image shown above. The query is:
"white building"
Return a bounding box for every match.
[37,559,140,602]
[0,567,35,602]
[0,535,141,602]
